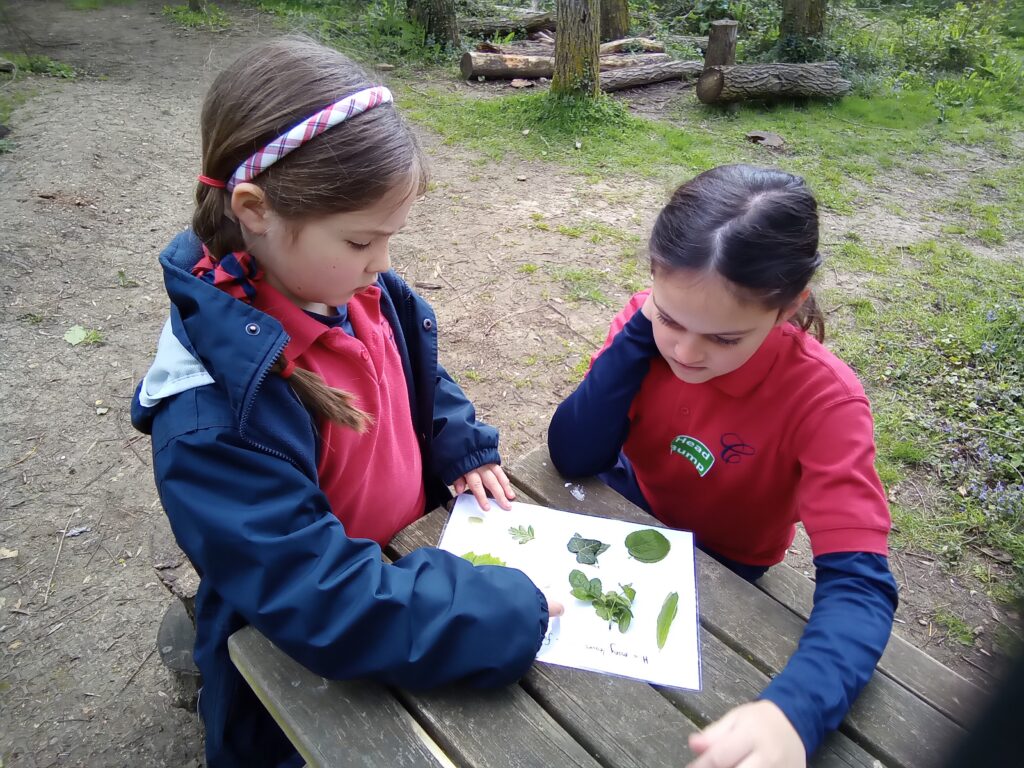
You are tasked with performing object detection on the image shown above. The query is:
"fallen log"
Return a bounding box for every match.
[461,51,673,80]
[696,62,852,103]
[460,11,555,36]
[667,34,709,52]
[600,60,704,92]
[598,37,665,54]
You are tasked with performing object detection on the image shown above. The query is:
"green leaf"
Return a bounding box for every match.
[625,529,671,563]
[617,610,632,633]
[567,533,610,565]
[509,524,535,544]
[64,325,88,345]
[569,569,589,590]
[621,584,636,602]
[588,578,603,597]
[657,592,679,649]
[468,516,484,524]
[461,551,506,567]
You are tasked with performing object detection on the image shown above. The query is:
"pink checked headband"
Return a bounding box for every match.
[198,86,394,191]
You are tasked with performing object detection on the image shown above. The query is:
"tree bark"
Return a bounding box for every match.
[598,37,664,54]
[551,0,601,98]
[599,0,629,42]
[188,0,206,11]
[409,0,461,47]
[600,60,704,92]
[779,0,826,60]
[696,62,851,103]
[460,11,555,36]
[704,20,737,68]
[461,51,671,79]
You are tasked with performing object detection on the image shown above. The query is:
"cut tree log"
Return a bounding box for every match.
[704,20,738,68]
[598,37,665,54]
[460,11,555,36]
[667,34,710,52]
[696,62,852,103]
[600,60,704,92]
[461,51,672,80]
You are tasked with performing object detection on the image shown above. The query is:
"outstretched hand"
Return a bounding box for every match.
[454,463,516,511]
[687,701,805,768]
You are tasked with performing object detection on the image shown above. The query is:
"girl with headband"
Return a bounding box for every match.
[132,37,562,768]
[549,165,898,768]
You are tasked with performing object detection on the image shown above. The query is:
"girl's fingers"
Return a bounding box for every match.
[465,471,490,511]
[453,477,467,494]
[491,464,516,502]
[482,469,513,510]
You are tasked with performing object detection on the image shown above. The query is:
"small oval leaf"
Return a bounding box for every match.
[657,592,679,649]
[625,529,671,563]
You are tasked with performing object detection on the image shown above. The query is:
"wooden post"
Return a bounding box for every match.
[704,20,738,68]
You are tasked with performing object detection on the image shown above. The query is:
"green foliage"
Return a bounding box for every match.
[567,532,611,565]
[2,53,76,78]
[625,528,671,563]
[656,591,679,649]
[0,138,14,154]
[569,569,637,632]
[509,524,535,544]
[163,3,231,29]
[67,0,135,9]
[461,551,506,566]
[933,608,976,646]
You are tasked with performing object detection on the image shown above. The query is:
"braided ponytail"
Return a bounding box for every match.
[192,182,245,260]
[270,354,372,432]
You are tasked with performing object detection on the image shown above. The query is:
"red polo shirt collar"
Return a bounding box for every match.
[709,325,784,398]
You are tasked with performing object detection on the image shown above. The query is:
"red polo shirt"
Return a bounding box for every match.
[598,291,891,566]
[254,283,425,547]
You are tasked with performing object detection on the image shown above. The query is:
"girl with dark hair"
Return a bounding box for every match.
[548,165,897,768]
[131,37,560,768]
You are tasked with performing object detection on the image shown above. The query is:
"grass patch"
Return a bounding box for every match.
[555,266,612,306]
[162,3,231,29]
[67,0,135,9]
[1,53,76,78]
[823,238,1024,594]
[933,609,976,646]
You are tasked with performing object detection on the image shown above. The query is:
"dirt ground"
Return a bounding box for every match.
[0,1,1017,766]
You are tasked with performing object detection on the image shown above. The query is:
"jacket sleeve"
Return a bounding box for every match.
[429,363,502,485]
[758,552,898,755]
[154,426,548,689]
[548,309,660,478]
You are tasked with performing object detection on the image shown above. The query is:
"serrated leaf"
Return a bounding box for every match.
[461,551,506,567]
[625,528,671,563]
[621,584,636,602]
[509,524,535,544]
[64,325,89,345]
[657,592,679,649]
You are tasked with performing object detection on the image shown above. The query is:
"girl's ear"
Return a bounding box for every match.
[775,288,812,326]
[230,182,271,236]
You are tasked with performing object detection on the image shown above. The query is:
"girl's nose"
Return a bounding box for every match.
[674,334,704,365]
[367,242,391,274]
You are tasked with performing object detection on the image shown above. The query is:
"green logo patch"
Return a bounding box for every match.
[670,435,715,477]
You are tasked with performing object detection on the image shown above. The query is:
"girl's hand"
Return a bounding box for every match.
[686,701,805,768]
[454,463,516,511]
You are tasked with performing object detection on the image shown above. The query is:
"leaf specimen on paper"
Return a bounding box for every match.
[461,551,506,566]
[625,529,671,563]
[509,524,535,544]
[567,532,610,565]
[568,569,636,633]
[657,592,679,649]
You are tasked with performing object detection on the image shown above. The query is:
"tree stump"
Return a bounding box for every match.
[600,60,704,92]
[704,20,737,68]
[696,62,852,104]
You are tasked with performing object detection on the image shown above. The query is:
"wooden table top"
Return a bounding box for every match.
[229,446,982,768]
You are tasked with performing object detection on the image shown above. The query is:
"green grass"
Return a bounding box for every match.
[933,609,976,646]
[67,0,135,9]
[162,3,231,29]
[555,267,612,306]
[1,53,76,78]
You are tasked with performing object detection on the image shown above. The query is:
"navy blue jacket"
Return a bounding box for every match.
[548,310,898,755]
[133,232,548,768]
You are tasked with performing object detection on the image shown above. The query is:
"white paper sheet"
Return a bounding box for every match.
[438,495,702,691]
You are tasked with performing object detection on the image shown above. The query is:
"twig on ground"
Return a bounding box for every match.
[546,301,597,346]
[959,654,997,680]
[116,648,156,697]
[485,304,542,335]
[43,510,76,605]
[1,444,38,470]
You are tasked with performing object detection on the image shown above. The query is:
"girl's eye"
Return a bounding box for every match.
[347,240,371,251]
[712,336,742,346]
[655,312,678,328]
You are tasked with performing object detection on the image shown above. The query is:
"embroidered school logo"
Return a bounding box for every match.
[670,435,715,477]
[720,432,755,464]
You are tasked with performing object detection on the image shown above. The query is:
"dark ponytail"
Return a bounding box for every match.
[649,164,826,342]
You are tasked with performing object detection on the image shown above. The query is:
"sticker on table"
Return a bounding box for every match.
[438,495,702,691]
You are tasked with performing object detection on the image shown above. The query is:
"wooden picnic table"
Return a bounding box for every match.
[228,446,983,768]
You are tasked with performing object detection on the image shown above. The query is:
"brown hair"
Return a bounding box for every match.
[649,164,826,342]
[194,36,428,430]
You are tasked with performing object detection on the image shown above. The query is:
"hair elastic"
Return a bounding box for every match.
[280,359,297,379]
[197,174,227,189]
[226,86,393,192]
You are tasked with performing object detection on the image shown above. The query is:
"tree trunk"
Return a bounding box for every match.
[461,51,670,79]
[460,11,555,36]
[696,62,851,103]
[600,60,703,92]
[599,0,629,42]
[188,0,205,11]
[704,20,737,68]
[410,0,461,48]
[552,0,601,98]
[599,37,664,54]
[779,0,826,60]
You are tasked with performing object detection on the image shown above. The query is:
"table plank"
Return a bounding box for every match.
[228,628,450,768]
[508,447,966,768]
[395,504,881,768]
[757,564,986,728]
